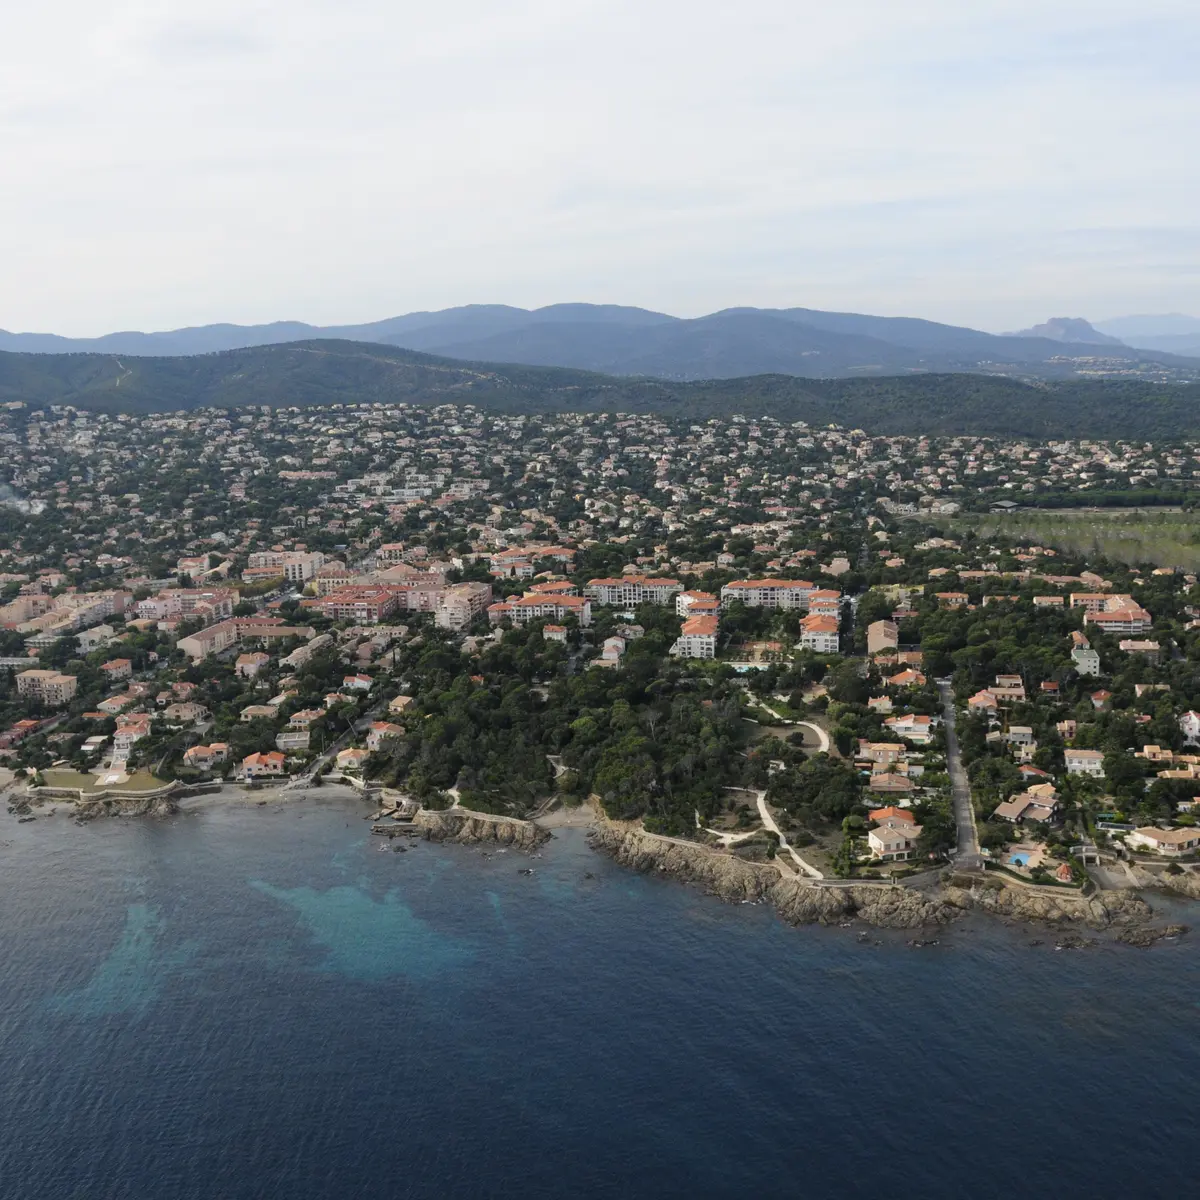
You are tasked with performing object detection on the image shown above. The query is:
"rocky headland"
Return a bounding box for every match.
[587,820,1186,944]
[414,807,551,851]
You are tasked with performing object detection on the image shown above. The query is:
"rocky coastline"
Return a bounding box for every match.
[414,807,551,851]
[587,821,1187,944]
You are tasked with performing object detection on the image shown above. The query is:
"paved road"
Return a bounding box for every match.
[937,679,983,870]
[289,696,387,787]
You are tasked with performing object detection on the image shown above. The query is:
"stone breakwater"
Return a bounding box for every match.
[414,808,551,851]
[588,824,1181,939]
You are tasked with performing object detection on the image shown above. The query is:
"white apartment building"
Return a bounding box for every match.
[488,594,593,627]
[587,576,683,606]
[798,614,840,655]
[670,615,718,659]
[675,591,719,617]
[720,579,815,611]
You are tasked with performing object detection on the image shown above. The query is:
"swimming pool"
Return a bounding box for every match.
[1009,852,1032,867]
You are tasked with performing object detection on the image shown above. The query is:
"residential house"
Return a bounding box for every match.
[242,751,286,779]
[100,658,133,683]
[883,713,936,744]
[1180,711,1200,746]
[1065,748,1105,776]
[867,815,923,861]
[857,741,906,766]
[183,743,229,770]
[591,636,627,669]
[163,702,208,725]
[991,784,1060,824]
[275,729,311,752]
[336,747,370,772]
[1119,639,1161,661]
[113,714,151,754]
[236,651,272,679]
[991,675,1026,702]
[1126,827,1200,857]
[240,703,280,722]
[366,722,404,753]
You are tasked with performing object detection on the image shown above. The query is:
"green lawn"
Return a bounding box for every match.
[938,509,1200,571]
[42,769,165,793]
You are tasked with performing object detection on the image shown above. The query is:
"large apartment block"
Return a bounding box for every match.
[719,579,815,611]
[670,614,718,659]
[16,669,78,707]
[1077,594,1153,636]
[177,617,316,662]
[434,583,494,631]
[587,576,683,606]
[247,550,326,583]
[488,594,592,627]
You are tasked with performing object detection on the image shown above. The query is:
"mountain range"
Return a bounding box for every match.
[1092,314,1200,359]
[3,338,1200,441]
[2,303,1197,383]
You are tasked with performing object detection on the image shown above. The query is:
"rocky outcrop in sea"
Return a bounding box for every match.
[414,808,550,851]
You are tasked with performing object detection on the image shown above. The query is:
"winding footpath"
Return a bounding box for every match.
[937,679,983,870]
[752,700,833,754]
[752,790,824,879]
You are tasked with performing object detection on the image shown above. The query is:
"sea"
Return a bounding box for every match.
[2,795,1198,1200]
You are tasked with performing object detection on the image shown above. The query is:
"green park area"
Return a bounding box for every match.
[942,508,1200,572]
[41,769,165,793]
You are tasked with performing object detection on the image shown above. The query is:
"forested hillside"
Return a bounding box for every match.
[2,339,1200,438]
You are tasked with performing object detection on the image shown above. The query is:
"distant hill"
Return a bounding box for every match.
[3,302,1194,383]
[1092,314,1200,359]
[2,339,1199,440]
[1004,318,1125,346]
[1095,314,1200,339]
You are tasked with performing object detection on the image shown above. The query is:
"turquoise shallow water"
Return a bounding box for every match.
[2,797,1198,1199]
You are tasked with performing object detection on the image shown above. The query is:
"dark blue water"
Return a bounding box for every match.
[2,797,1198,1200]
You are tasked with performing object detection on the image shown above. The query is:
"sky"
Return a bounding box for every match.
[1,0,1198,335]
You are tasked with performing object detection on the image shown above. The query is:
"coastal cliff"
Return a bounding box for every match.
[589,823,1178,938]
[940,874,1152,929]
[588,824,955,929]
[74,793,179,820]
[414,808,550,851]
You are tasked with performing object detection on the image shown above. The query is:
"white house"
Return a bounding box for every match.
[867,817,923,861]
[1126,827,1200,857]
[1181,711,1200,746]
[1065,748,1105,776]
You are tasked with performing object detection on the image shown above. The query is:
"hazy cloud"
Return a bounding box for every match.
[0,0,1196,334]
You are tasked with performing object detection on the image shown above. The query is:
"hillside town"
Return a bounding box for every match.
[3,400,1200,895]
